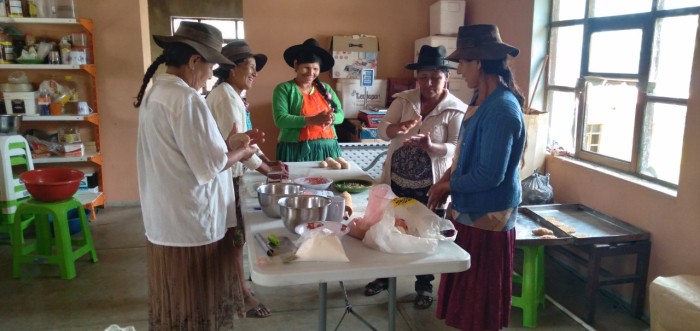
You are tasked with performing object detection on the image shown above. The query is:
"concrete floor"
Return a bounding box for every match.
[0,206,651,331]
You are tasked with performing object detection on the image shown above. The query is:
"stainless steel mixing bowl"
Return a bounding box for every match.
[278,195,330,234]
[257,182,304,218]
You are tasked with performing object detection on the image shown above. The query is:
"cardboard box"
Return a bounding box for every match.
[338,119,382,142]
[3,91,39,116]
[430,0,466,36]
[415,35,460,78]
[336,78,387,119]
[360,127,379,139]
[331,35,379,79]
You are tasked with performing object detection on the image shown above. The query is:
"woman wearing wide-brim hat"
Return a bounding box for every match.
[363,45,467,310]
[134,21,264,329]
[427,24,526,331]
[272,38,345,162]
[206,40,282,318]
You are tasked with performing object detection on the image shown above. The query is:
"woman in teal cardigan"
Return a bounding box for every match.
[273,38,344,162]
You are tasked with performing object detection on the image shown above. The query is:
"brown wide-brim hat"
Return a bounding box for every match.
[153,21,233,66]
[213,40,268,77]
[283,38,335,72]
[406,45,456,71]
[446,24,519,62]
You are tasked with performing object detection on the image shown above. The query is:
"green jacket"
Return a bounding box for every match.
[272,80,345,142]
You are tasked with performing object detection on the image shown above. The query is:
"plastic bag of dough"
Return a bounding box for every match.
[362,206,438,254]
[362,197,457,254]
[294,228,349,262]
[347,184,396,239]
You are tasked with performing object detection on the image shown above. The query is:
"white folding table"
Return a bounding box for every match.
[241,161,471,331]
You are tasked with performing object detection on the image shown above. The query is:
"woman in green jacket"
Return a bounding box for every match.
[272,38,344,162]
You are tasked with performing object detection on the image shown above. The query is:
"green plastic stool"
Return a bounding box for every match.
[12,197,99,279]
[512,245,546,328]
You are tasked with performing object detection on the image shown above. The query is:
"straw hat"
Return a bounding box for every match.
[153,21,233,65]
[405,45,455,71]
[283,38,334,72]
[446,24,519,62]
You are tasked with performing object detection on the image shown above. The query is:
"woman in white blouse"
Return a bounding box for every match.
[364,45,467,310]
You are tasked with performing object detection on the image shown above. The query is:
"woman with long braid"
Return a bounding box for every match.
[272,38,344,162]
[134,21,263,330]
[427,24,526,331]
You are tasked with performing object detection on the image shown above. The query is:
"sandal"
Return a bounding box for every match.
[245,303,271,318]
[364,279,388,296]
[414,292,433,310]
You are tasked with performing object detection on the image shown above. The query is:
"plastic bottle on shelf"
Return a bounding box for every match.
[59,36,72,65]
[0,32,14,64]
[27,0,39,17]
[63,75,79,102]
[38,86,51,116]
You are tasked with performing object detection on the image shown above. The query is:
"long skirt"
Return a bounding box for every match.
[147,228,245,331]
[436,222,516,331]
[276,138,341,162]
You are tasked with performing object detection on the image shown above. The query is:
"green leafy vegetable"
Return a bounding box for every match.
[267,234,280,248]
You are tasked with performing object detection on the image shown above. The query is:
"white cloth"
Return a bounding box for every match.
[377,88,467,185]
[137,73,236,247]
[206,82,263,177]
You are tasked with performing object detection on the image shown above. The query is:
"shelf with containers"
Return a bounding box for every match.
[0,17,103,218]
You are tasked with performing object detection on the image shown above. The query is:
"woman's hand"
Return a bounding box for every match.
[245,128,265,146]
[402,130,432,151]
[427,175,450,210]
[261,160,289,180]
[389,118,419,137]
[308,110,334,128]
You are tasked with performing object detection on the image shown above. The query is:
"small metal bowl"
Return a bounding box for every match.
[278,195,330,234]
[257,182,304,218]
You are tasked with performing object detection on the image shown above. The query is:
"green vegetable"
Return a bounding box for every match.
[267,234,280,248]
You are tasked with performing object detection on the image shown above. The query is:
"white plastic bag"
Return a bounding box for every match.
[362,198,457,254]
[294,227,349,262]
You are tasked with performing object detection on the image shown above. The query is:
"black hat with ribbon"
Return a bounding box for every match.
[405,45,455,71]
[283,38,335,72]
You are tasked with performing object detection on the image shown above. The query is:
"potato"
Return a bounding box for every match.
[325,157,340,168]
[227,132,250,150]
[335,157,349,169]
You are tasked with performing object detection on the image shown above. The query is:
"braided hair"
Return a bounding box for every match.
[294,53,338,113]
[133,43,199,108]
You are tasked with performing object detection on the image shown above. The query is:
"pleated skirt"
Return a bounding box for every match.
[276,138,342,162]
[436,222,516,331]
[147,228,245,331]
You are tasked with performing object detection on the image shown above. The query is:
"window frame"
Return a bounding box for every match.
[546,2,700,188]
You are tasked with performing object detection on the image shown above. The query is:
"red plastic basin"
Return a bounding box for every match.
[20,168,84,202]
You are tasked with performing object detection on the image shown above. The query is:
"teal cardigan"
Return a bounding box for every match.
[272,80,345,143]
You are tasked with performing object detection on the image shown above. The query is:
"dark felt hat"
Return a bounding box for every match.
[213,41,268,78]
[405,45,455,71]
[446,24,519,62]
[221,40,268,71]
[153,21,233,65]
[283,38,335,72]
